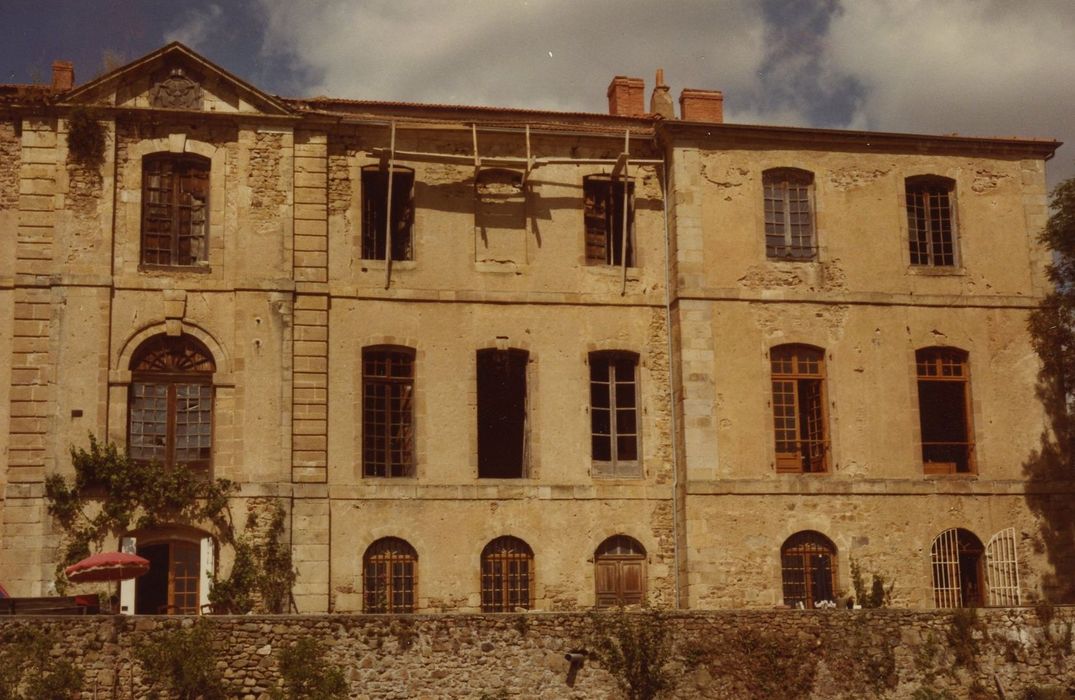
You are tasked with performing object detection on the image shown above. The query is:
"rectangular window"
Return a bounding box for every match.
[361,167,414,261]
[916,348,974,473]
[477,348,528,478]
[584,176,634,266]
[141,155,210,267]
[907,177,957,266]
[770,345,829,473]
[763,169,816,260]
[362,348,415,478]
[590,352,640,477]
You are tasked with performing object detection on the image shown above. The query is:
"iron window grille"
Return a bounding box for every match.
[931,528,985,608]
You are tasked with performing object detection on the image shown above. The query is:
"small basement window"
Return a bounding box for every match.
[477,348,528,478]
[584,175,634,266]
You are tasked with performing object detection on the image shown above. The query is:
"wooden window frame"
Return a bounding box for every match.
[363,537,417,614]
[361,165,415,261]
[128,335,215,472]
[915,347,975,474]
[594,535,646,608]
[769,344,830,473]
[780,531,837,609]
[589,351,641,478]
[583,175,635,266]
[141,154,210,268]
[480,536,535,612]
[362,346,416,478]
[906,175,958,267]
[763,168,817,261]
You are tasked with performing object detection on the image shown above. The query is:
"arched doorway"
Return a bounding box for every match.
[119,528,212,615]
[594,535,646,608]
[931,528,985,608]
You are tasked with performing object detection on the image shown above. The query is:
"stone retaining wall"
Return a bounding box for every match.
[1,608,1074,699]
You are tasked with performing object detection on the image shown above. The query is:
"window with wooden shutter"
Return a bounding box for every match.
[363,537,417,613]
[906,175,957,267]
[583,175,634,266]
[916,347,975,474]
[594,535,646,608]
[362,346,415,478]
[763,168,816,260]
[361,166,415,261]
[481,536,534,612]
[780,531,836,608]
[141,154,210,267]
[770,345,829,473]
[590,351,640,478]
[128,335,215,471]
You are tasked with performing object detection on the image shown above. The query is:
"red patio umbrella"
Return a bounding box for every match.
[64,551,150,583]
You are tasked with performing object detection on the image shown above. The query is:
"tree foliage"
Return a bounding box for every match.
[587,608,676,700]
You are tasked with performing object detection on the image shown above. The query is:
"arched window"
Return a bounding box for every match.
[362,346,415,477]
[763,168,816,260]
[142,154,210,267]
[589,351,640,478]
[931,528,985,608]
[906,175,957,267]
[361,165,414,261]
[780,531,836,608]
[594,535,646,608]
[480,536,534,612]
[916,347,974,474]
[128,335,215,470]
[770,344,829,473]
[363,537,417,613]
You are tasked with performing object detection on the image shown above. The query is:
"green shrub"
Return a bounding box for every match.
[272,637,348,700]
[136,621,225,700]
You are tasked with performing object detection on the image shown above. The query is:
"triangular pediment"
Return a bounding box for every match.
[62,42,292,116]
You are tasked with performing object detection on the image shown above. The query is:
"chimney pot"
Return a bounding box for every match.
[650,69,674,119]
[679,88,724,123]
[51,60,74,91]
[607,76,645,117]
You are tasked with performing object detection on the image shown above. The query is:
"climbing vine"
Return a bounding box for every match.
[66,107,105,164]
[209,500,296,614]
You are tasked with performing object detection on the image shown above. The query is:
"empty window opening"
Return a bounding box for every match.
[141,154,210,267]
[906,175,957,266]
[361,165,414,261]
[475,169,527,264]
[363,537,417,613]
[584,175,634,266]
[477,348,528,478]
[590,351,640,478]
[594,535,646,608]
[770,345,829,473]
[916,347,974,474]
[481,536,534,612]
[128,334,215,471]
[780,531,836,609]
[362,346,415,478]
[763,168,816,260]
[931,528,984,608]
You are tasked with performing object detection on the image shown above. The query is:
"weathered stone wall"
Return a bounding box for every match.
[2,609,1074,699]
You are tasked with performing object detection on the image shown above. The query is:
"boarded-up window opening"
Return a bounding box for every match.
[906,175,957,267]
[475,169,527,263]
[931,528,984,608]
[916,347,974,474]
[594,535,646,608]
[584,176,634,266]
[590,351,641,478]
[985,527,1021,607]
[780,531,836,608]
[763,168,816,260]
[141,154,210,267]
[481,536,534,612]
[362,346,415,478]
[128,335,215,471]
[477,348,528,478]
[361,166,414,261]
[363,537,417,613]
[770,345,829,473]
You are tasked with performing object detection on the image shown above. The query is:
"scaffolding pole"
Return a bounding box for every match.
[384,121,396,289]
[619,129,631,295]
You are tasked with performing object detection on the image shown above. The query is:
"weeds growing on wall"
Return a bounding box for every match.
[850,557,895,608]
[0,627,83,699]
[66,107,105,164]
[209,500,297,614]
[587,607,676,700]
[271,637,348,700]
[135,621,225,700]
[947,608,985,670]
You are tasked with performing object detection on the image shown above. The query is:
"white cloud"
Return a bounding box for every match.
[164,3,224,51]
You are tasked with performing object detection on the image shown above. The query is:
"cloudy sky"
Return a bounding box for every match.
[3,0,1073,186]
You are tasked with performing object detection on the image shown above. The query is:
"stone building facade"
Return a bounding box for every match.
[0,43,1063,614]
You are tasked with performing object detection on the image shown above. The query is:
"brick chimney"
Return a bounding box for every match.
[679,88,724,123]
[51,61,74,91]
[649,69,675,119]
[607,76,645,117]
